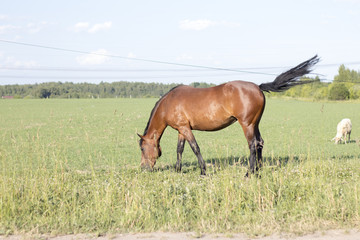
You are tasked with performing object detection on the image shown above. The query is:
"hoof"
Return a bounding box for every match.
[244,171,261,178]
[175,164,182,173]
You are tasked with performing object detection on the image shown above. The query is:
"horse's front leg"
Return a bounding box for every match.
[178,127,206,175]
[176,134,185,172]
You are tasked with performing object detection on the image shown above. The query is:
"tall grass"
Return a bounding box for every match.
[0,98,359,236]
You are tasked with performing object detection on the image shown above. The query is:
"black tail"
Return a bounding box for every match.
[259,55,320,93]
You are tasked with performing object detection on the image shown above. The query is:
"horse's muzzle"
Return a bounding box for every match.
[141,163,154,172]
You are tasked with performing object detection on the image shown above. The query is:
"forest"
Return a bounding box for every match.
[0,81,214,99]
[1,65,359,100]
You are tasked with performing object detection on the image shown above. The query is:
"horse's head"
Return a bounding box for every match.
[138,134,162,170]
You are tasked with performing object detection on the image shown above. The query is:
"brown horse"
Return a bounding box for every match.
[138,55,319,175]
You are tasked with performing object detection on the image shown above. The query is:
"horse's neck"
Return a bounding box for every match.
[145,111,167,143]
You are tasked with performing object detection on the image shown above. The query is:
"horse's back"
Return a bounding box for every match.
[169,80,263,100]
[224,80,265,109]
[161,81,265,131]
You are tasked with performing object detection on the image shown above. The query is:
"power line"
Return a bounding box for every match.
[0,72,244,80]
[0,66,295,72]
[1,64,360,73]
[2,39,359,84]
[0,39,277,76]
[1,75,359,83]
[0,66,280,72]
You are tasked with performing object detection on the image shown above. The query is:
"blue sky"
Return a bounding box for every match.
[0,0,360,85]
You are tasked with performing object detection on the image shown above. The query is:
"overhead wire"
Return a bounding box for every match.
[1,39,360,83]
[0,39,277,76]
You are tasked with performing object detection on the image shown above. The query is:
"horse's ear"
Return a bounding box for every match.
[137,133,144,139]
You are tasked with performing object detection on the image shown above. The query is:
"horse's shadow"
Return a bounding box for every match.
[154,155,300,174]
[205,155,300,169]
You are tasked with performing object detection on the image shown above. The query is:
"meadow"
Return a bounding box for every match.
[0,98,359,237]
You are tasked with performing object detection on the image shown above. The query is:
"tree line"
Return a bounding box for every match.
[0,81,215,99]
[270,64,360,100]
[1,65,359,100]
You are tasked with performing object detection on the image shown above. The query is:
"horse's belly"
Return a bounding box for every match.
[190,116,237,131]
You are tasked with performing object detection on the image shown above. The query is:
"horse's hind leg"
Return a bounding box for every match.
[241,124,257,177]
[247,137,257,177]
[178,127,206,175]
[189,139,206,175]
[255,126,264,171]
[176,134,186,172]
[241,123,263,177]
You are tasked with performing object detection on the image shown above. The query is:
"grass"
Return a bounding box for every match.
[0,98,359,236]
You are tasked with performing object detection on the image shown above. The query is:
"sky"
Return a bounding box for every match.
[0,0,360,85]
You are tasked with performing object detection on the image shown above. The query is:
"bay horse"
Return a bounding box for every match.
[138,55,319,176]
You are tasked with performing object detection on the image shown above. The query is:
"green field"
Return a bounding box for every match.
[0,98,359,236]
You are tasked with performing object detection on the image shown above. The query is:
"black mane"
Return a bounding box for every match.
[139,85,183,146]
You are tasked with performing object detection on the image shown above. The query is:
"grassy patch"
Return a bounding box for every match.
[0,98,359,236]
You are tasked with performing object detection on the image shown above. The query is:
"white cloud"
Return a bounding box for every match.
[72,21,112,33]
[88,21,112,33]
[179,19,216,31]
[2,55,38,68]
[76,49,110,65]
[26,21,49,34]
[127,52,136,58]
[320,13,337,24]
[0,24,20,34]
[73,22,90,32]
[0,20,50,35]
[176,53,193,61]
[179,19,241,31]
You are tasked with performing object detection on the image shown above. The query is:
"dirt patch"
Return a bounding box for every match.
[1,230,359,240]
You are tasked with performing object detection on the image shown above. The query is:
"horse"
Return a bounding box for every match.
[138,55,319,176]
